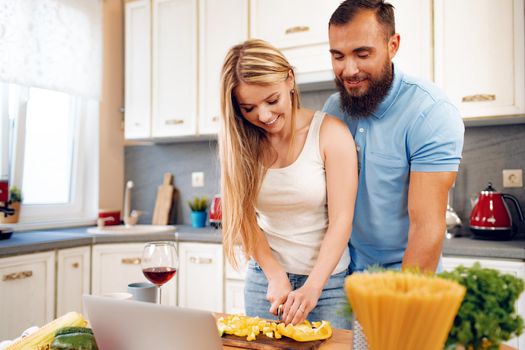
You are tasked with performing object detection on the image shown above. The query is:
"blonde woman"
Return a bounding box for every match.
[219,39,358,329]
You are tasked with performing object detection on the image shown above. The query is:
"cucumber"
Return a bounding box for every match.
[55,327,94,337]
[51,332,98,350]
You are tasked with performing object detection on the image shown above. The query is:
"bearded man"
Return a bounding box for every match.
[322,0,465,273]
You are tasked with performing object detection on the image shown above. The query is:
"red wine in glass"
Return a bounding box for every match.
[141,241,178,304]
[142,266,177,286]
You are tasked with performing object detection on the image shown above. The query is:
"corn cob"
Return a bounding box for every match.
[6,312,87,350]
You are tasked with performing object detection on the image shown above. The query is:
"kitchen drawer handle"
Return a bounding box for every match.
[121,257,142,265]
[462,94,496,102]
[72,262,80,269]
[189,256,213,264]
[285,25,310,35]
[3,270,33,281]
[212,116,219,122]
[165,119,184,125]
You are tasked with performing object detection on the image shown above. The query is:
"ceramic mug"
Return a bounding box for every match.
[127,282,158,303]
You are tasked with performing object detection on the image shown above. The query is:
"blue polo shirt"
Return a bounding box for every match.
[322,65,464,273]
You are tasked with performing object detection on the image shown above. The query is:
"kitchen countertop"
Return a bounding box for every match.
[0,225,524,260]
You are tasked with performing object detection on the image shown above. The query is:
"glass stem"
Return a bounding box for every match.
[158,286,162,304]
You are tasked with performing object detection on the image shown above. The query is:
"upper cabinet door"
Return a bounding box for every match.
[124,0,151,139]
[250,0,341,85]
[198,0,248,135]
[434,0,525,118]
[390,0,433,81]
[152,0,198,137]
[250,0,339,50]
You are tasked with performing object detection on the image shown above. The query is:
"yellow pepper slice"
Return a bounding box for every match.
[276,320,333,342]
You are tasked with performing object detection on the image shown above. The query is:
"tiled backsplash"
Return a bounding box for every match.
[126,89,525,234]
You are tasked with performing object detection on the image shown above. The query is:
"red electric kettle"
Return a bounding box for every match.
[209,194,222,229]
[469,182,524,240]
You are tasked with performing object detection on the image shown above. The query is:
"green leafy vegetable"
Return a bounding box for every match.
[439,262,524,350]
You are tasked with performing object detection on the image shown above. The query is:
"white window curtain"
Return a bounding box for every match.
[0,0,102,99]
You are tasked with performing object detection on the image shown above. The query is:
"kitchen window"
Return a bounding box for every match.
[0,82,98,228]
[0,0,101,228]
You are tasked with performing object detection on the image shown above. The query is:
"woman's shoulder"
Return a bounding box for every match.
[319,112,351,135]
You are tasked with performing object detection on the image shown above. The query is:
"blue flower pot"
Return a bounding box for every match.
[191,211,207,228]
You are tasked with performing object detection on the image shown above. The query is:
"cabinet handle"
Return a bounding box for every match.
[462,94,496,102]
[165,119,184,125]
[3,270,33,281]
[212,116,219,122]
[189,256,213,264]
[121,257,142,265]
[134,122,141,127]
[285,25,310,35]
[72,262,80,269]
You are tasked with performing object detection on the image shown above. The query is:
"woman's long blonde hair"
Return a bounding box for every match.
[219,39,301,268]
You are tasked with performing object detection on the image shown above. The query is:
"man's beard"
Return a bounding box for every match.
[335,61,394,119]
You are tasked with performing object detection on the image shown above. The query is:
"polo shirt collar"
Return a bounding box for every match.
[371,63,403,119]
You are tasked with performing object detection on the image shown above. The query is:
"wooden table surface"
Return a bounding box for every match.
[222,327,351,350]
[222,327,517,350]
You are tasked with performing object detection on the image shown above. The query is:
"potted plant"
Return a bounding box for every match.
[0,186,23,224]
[188,196,208,228]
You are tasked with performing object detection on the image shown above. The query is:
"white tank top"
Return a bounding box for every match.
[256,111,350,275]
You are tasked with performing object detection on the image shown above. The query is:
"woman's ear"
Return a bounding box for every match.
[287,70,295,89]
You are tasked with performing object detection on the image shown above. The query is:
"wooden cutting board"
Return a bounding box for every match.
[151,173,174,225]
[221,334,324,349]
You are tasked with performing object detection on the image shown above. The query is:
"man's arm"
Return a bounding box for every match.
[402,171,457,272]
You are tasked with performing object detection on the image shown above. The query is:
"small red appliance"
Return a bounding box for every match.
[0,180,8,203]
[469,182,524,240]
[209,194,222,229]
[98,209,121,226]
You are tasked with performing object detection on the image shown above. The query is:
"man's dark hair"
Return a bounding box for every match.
[329,0,395,40]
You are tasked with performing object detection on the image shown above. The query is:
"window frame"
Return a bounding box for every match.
[0,83,99,229]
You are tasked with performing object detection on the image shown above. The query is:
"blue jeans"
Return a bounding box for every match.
[244,260,352,329]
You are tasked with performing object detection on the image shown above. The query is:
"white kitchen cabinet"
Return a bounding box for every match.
[0,251,55,340]
[434,0,525,119]
[92,243,177,306]
[124,0,151,139]
[443,256,525,349]
[390,0,433,81]
[198,0,248,135]
[250,0,341,85]
[225,280,245,315]
[124,0,197,139]
[151,0,198,137]
[224,246,247,314]
[56,246,91,316]
[178,242,223,312]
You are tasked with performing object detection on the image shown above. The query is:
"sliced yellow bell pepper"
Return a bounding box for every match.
[217,315,332,342]
[276,320,333,342]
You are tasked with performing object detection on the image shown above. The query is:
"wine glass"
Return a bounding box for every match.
[141,241,178,304]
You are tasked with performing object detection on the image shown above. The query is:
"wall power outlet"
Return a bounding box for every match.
[192,172,204,187]
[502,169,523,188]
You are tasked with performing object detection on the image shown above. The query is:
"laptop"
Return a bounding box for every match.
[83,295,223,350]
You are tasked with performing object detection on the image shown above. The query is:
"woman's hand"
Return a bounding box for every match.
[281,283,322,325]
[266,275,293,317]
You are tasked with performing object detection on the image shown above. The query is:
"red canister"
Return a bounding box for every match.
[98,209,121,226]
